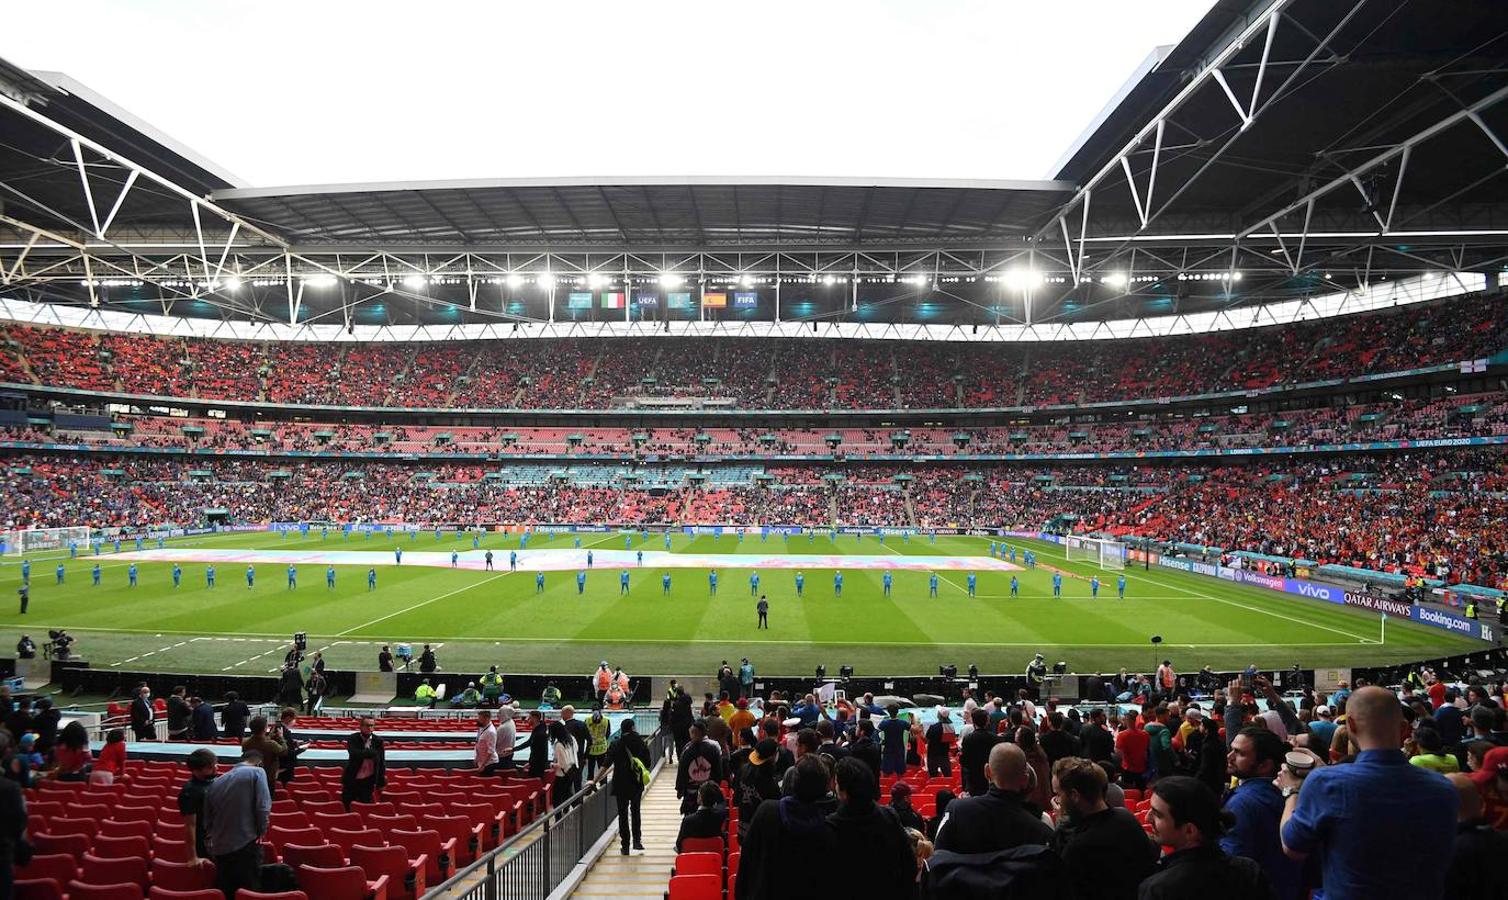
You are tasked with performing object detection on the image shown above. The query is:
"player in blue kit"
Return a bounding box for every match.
[69,541,78,558]
[113,538,121,553]
[1011,575,1019,597]
[156,535,165,550]
[1052,572,1063,597]
[172,563,181,588]
[20,559,29,583]
[990,541,998,557]
[367,568,377,591]
[625,535,632,551]
[620,570,630,595]
[586,550,594,570]
[510,550,518,571]
[136,536,144,551]
[206,565,216,588]
[327,566,336,589]
[929,572,939,597]
[664,533,672,551]
[536,571,546,593]
[749,572,760,596]
[795,571,804,597]
[473,533,480,550]
[882,571,893,597]
[637,550,643,567]
[662,572,672,595]
[967,571,977,597]
[93,563,102,586]
[246,565,255,588]
[55,563,64,584]
[708,569,719,595]
[128,563,138,587]
[287,565,297,589]
[394,547,403,565]
[834,571,843,598]
[1118,575,1127,599]
[574,536,582,549]
[577,570,587,595]
[1090,576,1100,598]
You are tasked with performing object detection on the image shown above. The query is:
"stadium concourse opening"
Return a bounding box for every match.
[3,0,1508,897]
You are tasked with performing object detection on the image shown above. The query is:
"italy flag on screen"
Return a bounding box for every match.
[601,292,625,309]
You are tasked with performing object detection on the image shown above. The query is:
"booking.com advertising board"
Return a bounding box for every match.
[1147,550,1497,643]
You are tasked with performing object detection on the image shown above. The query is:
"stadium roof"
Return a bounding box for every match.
[212,176,1076,249]
[1,0,1506,331]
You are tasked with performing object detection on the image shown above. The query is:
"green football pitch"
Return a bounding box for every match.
[0,529,1480,678]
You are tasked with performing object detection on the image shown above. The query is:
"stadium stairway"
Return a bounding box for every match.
[568,772,681,900]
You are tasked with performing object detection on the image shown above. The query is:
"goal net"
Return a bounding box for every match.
[0,526,91,556]
[1065,535,1127,570]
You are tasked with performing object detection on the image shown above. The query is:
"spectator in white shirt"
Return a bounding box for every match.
[492,703,518,774]
[475,710,499,771]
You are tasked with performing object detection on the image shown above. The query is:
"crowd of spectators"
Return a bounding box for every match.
[4,291,1498,409]
[666,672,1508,899]
[8,390,1505,460]
[3,447,1505,586]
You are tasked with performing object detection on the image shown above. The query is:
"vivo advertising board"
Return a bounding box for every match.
[1282,578,1343,603]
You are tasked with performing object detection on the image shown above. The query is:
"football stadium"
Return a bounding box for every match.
[1,1,1507,898]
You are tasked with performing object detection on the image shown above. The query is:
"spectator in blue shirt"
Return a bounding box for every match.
[1280,686,1458,900]
[1223,726,1304,900]
[878,705,909,776]
[1434,688,1466,745]
[203,751,272,896]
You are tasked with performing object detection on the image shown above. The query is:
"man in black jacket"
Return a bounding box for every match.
[1052,757,1156,900]
[675,782,728,852]
[1141,777,1270,899]
[827,757,917,899]
[737,739,782,841]
[129,685,156,741]
[675,719,724,815]
[559,706,590,794]
[0,742,31,900]
[848,719,883,784]
[1445,772,1508,897]
[608,719,653,855]
[340,715,386,809]
[525,710,549,778]
[189,696,217,741]
[959,708,998,797]
[935,742,1053,854]
[166,686,192,741]
[221,691,250,741]
[1039,712,1082,764]
[1080,709,1115,762]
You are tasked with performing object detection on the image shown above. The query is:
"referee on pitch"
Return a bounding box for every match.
[756,594,769,629]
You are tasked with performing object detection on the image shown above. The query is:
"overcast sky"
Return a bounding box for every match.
[2,1,1212,188]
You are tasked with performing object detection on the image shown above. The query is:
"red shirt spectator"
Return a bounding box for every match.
[1116,715,1151,778]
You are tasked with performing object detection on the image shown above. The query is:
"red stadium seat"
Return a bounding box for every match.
[422,815,481,866]
[329,828,384,858]
[149,859,217,892]
[16,854,79,887]
[148,890,225,900]
[388,829,453,885]
[235,893,310,900]
[80,853,150,892]
[269,811,312,831]
[367,814,419,834]
[727,851,739,881]
[677,836,724,856]
[151,836,195,863]
[349,844,427,900]
[666,874,722,900]
[92,835,151,861]
[267,826,322,857]
[33,833,92,862]
[282,843,348,870]
[66,881,146,900]
[14,880,65,900]
[671,852,721,878]
[294,864,389,900]
[351,801,396,820]
[99,820,155,842]
[312,812,364,832]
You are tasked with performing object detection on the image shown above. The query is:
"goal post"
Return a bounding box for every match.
[0,526,92,556]
[1065,535,1127,570]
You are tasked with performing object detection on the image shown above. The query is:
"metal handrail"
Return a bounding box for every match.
[423,727,674,899]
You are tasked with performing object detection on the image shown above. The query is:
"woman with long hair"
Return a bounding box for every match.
[52,720,93,781]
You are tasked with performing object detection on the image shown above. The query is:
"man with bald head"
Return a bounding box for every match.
[1445,772,1508,896]
[1280,686,1457,899]
[933,741,1054,854]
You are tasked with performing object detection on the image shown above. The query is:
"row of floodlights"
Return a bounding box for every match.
[80,270,1248,290]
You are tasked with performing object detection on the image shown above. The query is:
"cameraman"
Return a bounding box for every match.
[15,635,35,660]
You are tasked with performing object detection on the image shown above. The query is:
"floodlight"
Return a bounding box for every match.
[223,277,243,291]
[304,274,337,288]
[537,273,556,290]
[401,275,428,290]
[1102,272,1128,287]
[659,273,685,288]
[505,273,526,290]
[587,273,609,289]
[739,273,756,288]
[822,275,836,286]
[1002,268,1043,290]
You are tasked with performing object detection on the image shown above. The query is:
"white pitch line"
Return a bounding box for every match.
[335,571,513,636]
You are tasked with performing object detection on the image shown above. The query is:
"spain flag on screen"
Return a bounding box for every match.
[601,292,625,309]
[702,292,728,308]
